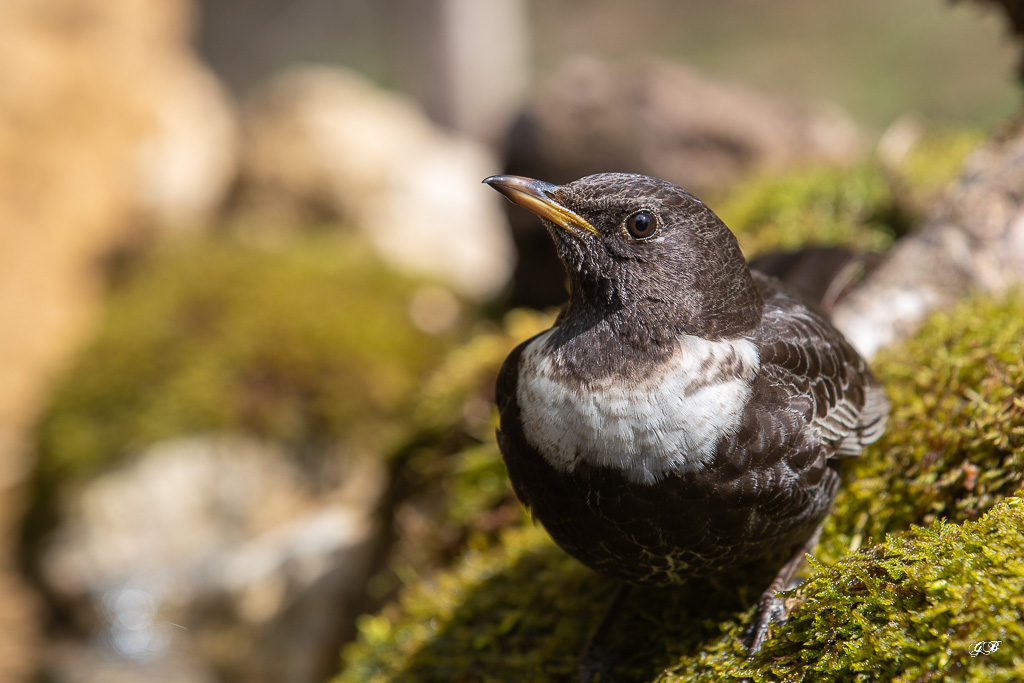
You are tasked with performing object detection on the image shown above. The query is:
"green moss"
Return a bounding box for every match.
[34,234,452,490]
[419,311,552,528]
[714,128,981,259]
[340,498,1024,683]
[663,496,1024,683]
[821,289,1024,563]
[896,128,985,198]
[339,525,599,683]
[338,290,1024,683]
[715,163,897,258]
[407,309,552,439]
[365,311,553,598]
[340,499,1024,683]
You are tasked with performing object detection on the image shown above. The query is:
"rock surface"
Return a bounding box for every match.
[0,0,237,678]
[40,434,385,683]
[238,66,515,300]
[505,55,862,193]
[132,54,238,230]
[833,120,1024,356]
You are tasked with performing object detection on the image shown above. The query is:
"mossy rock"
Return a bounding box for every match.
[819,289,1024,564]
[714,127,981,259]
[365,309,553,598]
[891,127,985,199]
[30,234,454,525]
[340,499,1024,683]
[666,496,1024,683]
[715,162,898,258]
[338,289,1024,682]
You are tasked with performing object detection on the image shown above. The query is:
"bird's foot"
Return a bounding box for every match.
[744,524,823,654]
[743,589,788,654]
[579,640,619,683]
[578,584,631,683]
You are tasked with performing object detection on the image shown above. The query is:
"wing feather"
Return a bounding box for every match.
[753,273,888,459]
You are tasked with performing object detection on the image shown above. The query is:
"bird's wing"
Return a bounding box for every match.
[753,273,889,459]
[494,333,544,509]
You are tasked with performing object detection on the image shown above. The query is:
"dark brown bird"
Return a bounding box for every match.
[483,172,889,677]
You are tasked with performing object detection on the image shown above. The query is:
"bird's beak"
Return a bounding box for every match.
[483,175,599,236]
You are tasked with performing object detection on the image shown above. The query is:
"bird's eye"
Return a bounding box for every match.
[625,210,658,239]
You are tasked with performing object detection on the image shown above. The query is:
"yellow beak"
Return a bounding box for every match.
[483,175,599,236]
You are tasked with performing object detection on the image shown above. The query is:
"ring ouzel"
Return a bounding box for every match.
[483,172,889,676]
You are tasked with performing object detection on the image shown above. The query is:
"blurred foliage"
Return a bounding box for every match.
[894,127,986,197]
[33,234,453,494]
[337,288,1024,682]
[366,309,552,599]
[715,127,982,258]
[717,163,897,258]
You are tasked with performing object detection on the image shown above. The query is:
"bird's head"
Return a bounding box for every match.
[485,172,763,339]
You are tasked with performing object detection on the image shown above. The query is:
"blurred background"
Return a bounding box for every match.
[0,0,1021,681]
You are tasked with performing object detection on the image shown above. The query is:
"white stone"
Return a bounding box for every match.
[240,66,515,300]
[133,55,239,230]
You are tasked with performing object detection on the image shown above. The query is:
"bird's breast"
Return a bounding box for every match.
[516,330,760,485]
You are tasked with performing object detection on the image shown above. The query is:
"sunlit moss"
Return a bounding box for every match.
[340,498,1024,683]
[716,162,897,258]
[662,496,1024,683]
[365,310,552,598]
[714,127,980,259]
[417,310,552,529]
[32,233,452,496]
[337,289,1024,683]
[820,289,1024,564]
[338,525,603,683]
[896,127,986,198]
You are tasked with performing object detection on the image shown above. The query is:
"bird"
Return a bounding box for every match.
[483,172,889,678]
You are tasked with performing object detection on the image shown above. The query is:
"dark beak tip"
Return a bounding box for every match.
[482,174,559,197]
[482,174,508,187]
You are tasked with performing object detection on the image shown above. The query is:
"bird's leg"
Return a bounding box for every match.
[744,521,824,654]
[579,583,632,683]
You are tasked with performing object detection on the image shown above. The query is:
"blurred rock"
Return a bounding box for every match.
[833,119,1024,356]
[132,54,239,231]
[0,0,239,678]
[237,66,515,300]
[40,434,384,683]
[506,55,862,192]
[748,246,866,313]
[502,55,864,307]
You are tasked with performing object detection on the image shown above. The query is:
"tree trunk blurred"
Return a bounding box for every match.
[389,0,529,143]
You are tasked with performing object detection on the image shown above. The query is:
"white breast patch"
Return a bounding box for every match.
[517,331,760,485]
